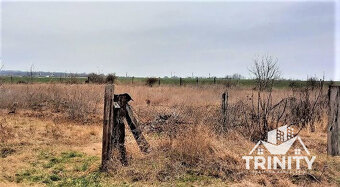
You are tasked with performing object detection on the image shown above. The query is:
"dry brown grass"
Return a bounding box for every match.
[0,83,339,186]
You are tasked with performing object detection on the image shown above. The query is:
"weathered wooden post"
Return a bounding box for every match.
[196,77,199,86]
[113,94,129,166]
[101,85,115,171]
[328,85,340,156]
[131,76,134,84]
[125,104,150,153]
[102,88,151,170]
[221,92,229,131]
[180,77,182,86]
[158,77,160,86]
[214,77,216,84]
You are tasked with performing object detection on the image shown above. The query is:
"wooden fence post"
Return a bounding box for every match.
[221,92,228,131]
[158,77,160,86]
[113,94,128,166]
[180,77,182,86]
[101,85,115,171]
[131,76,134,84]
[196,77,198,86]
[102,90,150,170]
[214,77,216,84]
[328,85,340,156]
[125,104,150,153]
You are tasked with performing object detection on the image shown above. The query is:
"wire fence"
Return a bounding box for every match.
[131,104,223,134]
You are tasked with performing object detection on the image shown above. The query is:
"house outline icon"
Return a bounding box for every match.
[249,125,310,155]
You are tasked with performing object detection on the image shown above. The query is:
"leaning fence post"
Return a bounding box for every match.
[101,85,115,171]
[327,85,340,156]
[125,104,150,153]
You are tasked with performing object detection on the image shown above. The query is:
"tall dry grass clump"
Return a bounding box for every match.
[109,124,249,183]
[0,119,14,144]
[169,125,222,165]
[0,84,103,123]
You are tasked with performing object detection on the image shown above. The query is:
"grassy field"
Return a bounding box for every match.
[0,84,339,186]
[1,76,338,88]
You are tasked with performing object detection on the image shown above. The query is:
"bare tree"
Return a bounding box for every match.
[246,55,281,140]
[249,55,280,91]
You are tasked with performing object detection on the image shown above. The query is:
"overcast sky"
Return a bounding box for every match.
[1,1,338,80]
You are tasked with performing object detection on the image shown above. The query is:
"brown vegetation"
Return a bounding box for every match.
[0,83,339,186]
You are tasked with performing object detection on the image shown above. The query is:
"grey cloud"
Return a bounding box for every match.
[1,1,336,79]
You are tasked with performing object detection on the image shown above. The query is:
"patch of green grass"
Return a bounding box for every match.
[0,76,87,84]
[14,150,103,186]
[61,151,83,159]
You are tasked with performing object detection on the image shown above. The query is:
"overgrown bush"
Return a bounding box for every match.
[289,81,302,91]
[0,84,102,123]
[306,77,319,89]
[105,74,117,84]
[88,73,105,84]
[66,74,81,84]
[146,78,158,87]
[17,80,28,84]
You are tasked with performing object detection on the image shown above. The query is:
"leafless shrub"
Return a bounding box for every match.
[288,78,326,132]
[249,55,280,91]
[239,55,283,140]
[62,86,102,123]
[65,91,92,122]
[0,84,102,123]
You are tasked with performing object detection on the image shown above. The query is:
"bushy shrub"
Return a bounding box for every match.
[146,78,158,87]
[288,81,302,91]
[88,73,105,84]
[105,74,117,84]
[306,77,318,89]
[17,80,28,84]
[66,74,81,84]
